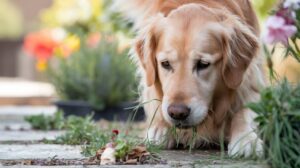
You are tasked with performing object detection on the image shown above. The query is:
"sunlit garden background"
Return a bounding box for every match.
[0,0,299,167]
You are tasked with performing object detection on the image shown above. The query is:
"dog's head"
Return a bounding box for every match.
[135,4,259,128]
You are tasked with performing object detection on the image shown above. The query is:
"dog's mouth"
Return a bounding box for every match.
[174,121,194,129]
[172,114,208,129]
[175,124,192,129]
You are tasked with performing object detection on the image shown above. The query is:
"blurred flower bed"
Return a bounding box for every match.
[263,0,300,57]
[23,0,136,111]
[261,0,300,79]
[24,0,132,71]
[250,1,300,168]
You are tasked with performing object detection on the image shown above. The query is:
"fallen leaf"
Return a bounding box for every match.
[127,145,148,160]
[125,159,138,164]
[96,147,105,159]
[133,145,147,153]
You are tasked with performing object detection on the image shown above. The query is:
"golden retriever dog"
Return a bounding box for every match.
[117,0,265,157]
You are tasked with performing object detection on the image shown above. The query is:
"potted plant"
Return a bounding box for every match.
[49,36,143,121]
[23,0,143,121]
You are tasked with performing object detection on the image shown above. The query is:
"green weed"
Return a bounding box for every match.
[248,80,300,168]
[25,111,65,130]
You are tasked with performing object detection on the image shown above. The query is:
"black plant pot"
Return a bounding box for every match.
[54,100,94,117]
[54,100,145,122]
[93,102,145,122]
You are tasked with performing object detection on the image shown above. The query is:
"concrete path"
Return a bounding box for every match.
[0,106,269,168]
[0,130,64,142]
[0,121,31,131]
[0,106,56,122]
[0,166,269,168]
[0,144,82,160]
[0,148,268,168]
[0,106,57,131]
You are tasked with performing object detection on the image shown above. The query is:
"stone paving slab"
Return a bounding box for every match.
[161,151,268,168]
[0,165,268,168]
[0,145,83,160]
[1,165,169,168]
[0,121,31,131]
[0,106,56,122]
[0,145,216,161]
[0,131,64,142]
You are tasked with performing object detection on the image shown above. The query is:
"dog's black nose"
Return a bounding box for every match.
[168,104,190,120]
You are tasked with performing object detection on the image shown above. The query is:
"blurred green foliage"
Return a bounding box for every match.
[55,115,110,146]
[101,0,133,36]
[25,111,65,130]
[252,0,278,20]
[40,0,132,37]
[248,80,300,168]
[48,36,136,110]
[26,111,110,156]
[0,0,23,39]
[38,0,135,110]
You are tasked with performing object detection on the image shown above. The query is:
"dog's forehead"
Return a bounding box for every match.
[156,5,228,60]
[159,20,223,57]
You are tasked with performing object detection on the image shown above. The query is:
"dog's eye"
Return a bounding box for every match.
[161,61,172,70]
[195,60,210,71]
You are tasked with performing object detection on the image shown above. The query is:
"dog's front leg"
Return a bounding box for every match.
[228,109,263,158]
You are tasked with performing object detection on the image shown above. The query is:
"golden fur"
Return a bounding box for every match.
[117,0,266,157]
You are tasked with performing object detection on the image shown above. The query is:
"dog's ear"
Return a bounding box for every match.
[221,19,259,89]
[135,19,161,87]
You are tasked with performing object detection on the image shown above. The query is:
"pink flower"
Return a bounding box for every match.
[112,129,119,135]
[284,0,300,9]
[276,8,295,25]
[263,15,297,46]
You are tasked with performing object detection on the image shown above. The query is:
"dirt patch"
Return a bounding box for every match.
[0,153,166,166]
[1,158,99,166]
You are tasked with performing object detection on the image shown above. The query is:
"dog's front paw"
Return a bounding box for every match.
[228,132,263,158]
[146,126,175,149]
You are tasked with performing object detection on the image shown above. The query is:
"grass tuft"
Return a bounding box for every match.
[26,111,163,158]
[25,111,65,130]
[248,79,300,168]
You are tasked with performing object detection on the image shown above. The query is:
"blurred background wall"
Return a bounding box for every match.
[0,0,51,80]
